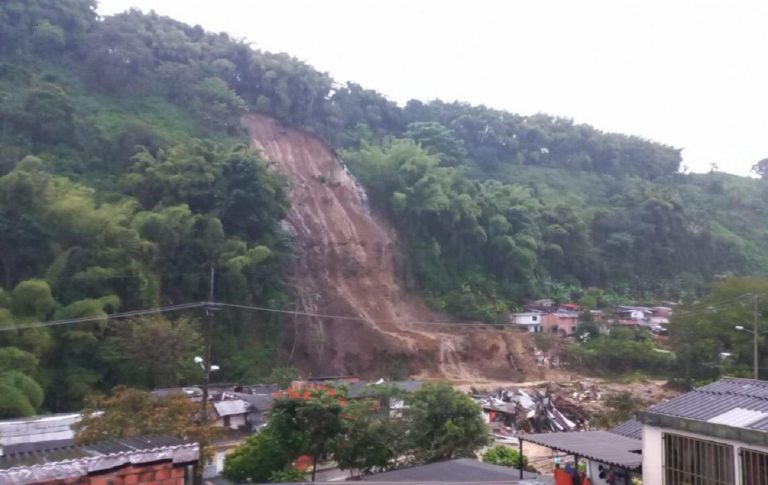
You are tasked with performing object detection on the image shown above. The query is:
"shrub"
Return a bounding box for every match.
[481,445,527,469]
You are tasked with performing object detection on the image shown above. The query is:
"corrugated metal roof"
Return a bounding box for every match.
[520,431,642,469]
[363,458,544,482]
[0,414,80,446]
[643,377,768,431]
[609,418,643,440]
[230,392,274,410]
[707,408,768,427]
[0,435,193,470]
[213,399,250,417]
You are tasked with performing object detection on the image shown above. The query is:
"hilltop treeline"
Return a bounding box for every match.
[0,1,765,414]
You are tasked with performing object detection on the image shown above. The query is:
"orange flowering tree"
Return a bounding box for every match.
[269,385,347,481]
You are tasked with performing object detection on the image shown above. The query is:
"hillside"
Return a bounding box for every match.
[0,0,766,415]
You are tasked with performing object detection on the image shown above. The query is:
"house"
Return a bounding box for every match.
[638,377,768,485]
[227,392,274,429]
[652,306,673,319]
[0,436,198,485]
[212,398,250,430]
[559,303,582,312]
[615,306,651,323]
[525,299,555,311]
[508,312,542,333]
[540,310,580,334]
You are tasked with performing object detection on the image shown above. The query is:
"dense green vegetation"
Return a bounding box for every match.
[0,0,293,415]
[223,383,488,482]
[481,445,527,470]
[1,0,767,415]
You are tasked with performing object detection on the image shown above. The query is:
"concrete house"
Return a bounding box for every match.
[639,377,768,484]
[508,312,542,333]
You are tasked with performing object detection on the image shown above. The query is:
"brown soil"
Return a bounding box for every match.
[243,113,542,380]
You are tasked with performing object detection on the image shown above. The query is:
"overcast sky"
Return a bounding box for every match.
[97,0,768,176]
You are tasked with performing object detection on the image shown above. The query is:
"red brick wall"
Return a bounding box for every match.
[40,461,189,485]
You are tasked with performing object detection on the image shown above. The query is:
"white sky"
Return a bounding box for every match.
[97,0,768,176]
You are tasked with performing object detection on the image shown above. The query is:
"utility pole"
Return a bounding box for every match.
[737,295,763,380]
[201,267,218,415]
[196,267,219,485]
[754,296,759,380]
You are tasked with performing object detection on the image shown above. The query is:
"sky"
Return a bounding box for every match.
[97,0,768,176]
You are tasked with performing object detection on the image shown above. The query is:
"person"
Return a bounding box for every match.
[579,471,592,485]
[554,464,573,485]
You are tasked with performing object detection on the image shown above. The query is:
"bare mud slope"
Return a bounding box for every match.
[244,113,540,380]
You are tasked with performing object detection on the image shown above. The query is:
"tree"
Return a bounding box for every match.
[751,158,768,178]
[223,431,295,483]
[671,277,768,385]
[591,392,645,428]
[407,383,488,462]
[266,366,301,389]
[481,445,527,469]
[269,387,346,481]
[104,315,204,388]
[74,387,220,475]
[335,397,407,475]
[224,386,347,483]
[0,347,44,418]
[404,122,467,166]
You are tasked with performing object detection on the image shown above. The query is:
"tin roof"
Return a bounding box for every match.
[520,431,642,469]
[0,414,80,447]
[0,436,198,484]
[609,418,643,440]
[213,399,250,417]
[362,458,544,482]
[641,377,768,432]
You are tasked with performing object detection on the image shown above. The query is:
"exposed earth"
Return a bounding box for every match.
[244,113,542,380]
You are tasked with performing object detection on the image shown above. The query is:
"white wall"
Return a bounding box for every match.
[642,424,768,485]
[511,313,540,324]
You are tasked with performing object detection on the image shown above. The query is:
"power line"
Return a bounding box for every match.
[214,302,506,327]
[1,292,763,333]
[0,302,204,332]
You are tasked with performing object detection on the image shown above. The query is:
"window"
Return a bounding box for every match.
[663,433,734,484]
[531,315,538,322]
[741,448,768,485]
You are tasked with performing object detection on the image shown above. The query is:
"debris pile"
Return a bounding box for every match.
[475,387,591,436]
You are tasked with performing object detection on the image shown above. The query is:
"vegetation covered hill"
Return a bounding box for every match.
[0,0,766,414]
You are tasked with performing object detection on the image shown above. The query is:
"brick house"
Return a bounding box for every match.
[0,436,198,485]
[540,310,580,334]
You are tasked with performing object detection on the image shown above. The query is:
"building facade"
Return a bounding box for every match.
[639,378,768,485]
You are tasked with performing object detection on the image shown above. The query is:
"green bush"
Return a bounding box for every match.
[481,445,527,469]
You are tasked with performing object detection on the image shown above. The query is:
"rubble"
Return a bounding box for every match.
[474,386,591,435]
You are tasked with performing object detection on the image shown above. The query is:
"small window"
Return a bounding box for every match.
[741,448,768,485]
[663,433,734,484]
[532,315,538,322]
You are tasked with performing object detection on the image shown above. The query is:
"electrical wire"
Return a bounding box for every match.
[0,302,204,332]
[0,291,763,332]
[214,301,512,327]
